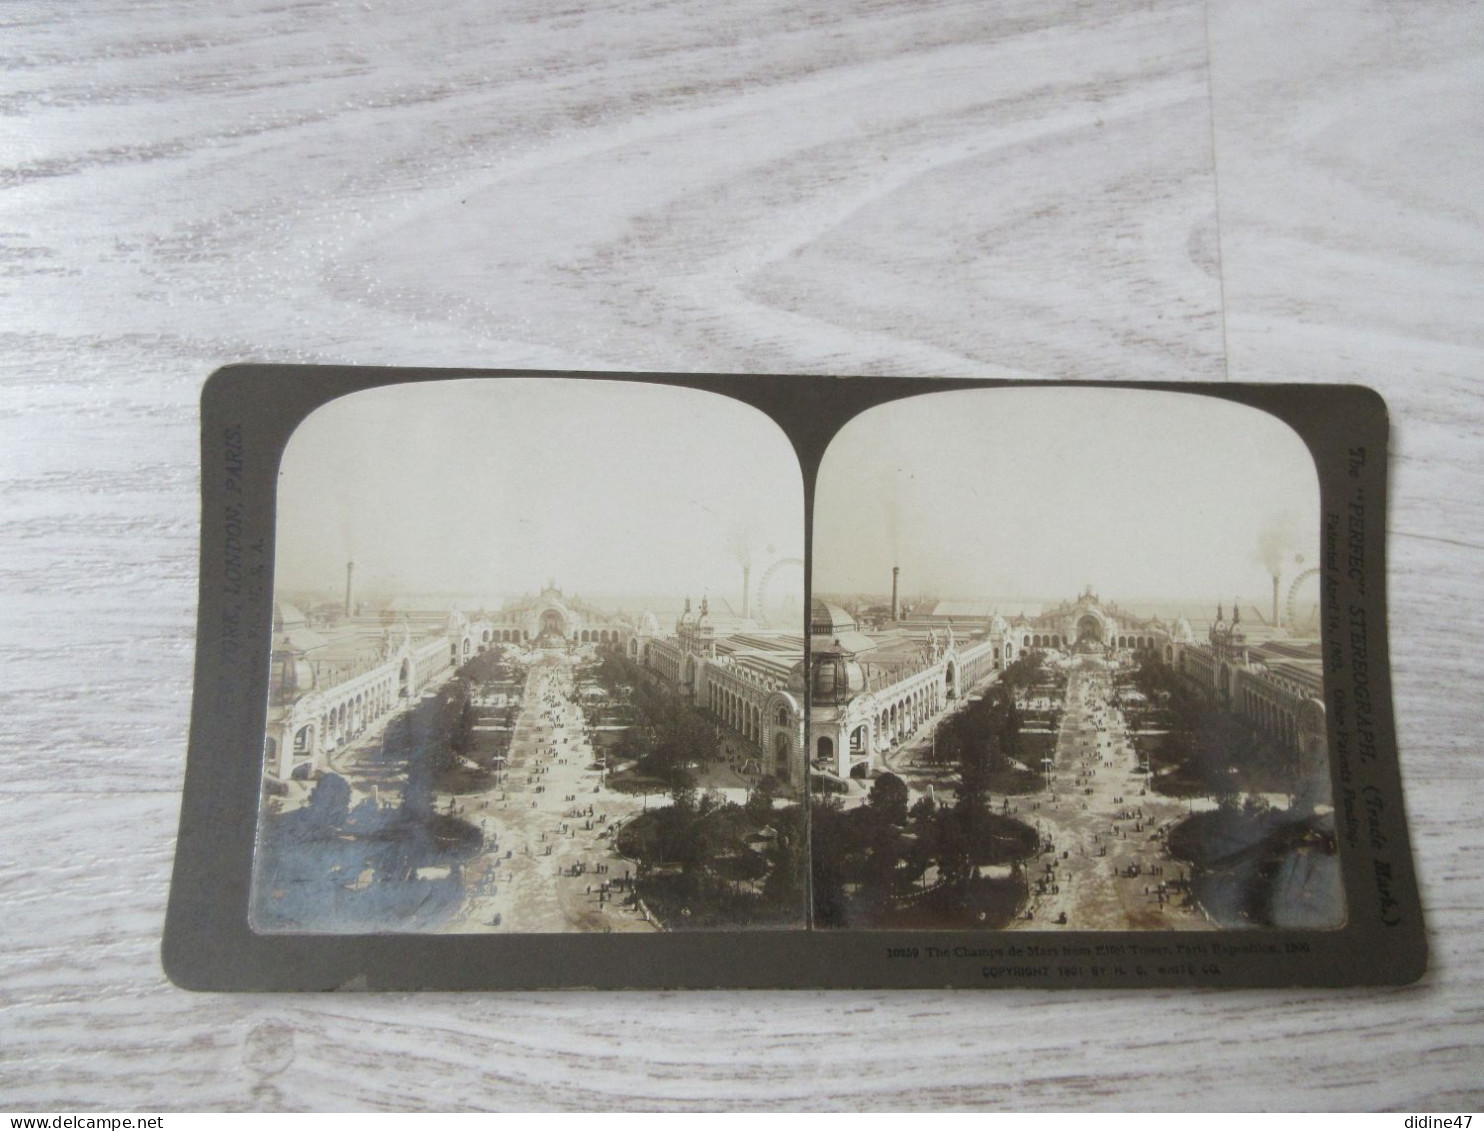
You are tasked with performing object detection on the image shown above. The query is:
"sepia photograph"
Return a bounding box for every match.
[253,377,808,934]
[810,386,1342,932]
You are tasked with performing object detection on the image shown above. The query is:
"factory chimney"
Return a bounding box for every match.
[1272,573,1281,630]
[742,563,751,619]
[345,561,355,618]
[891,566,901,621]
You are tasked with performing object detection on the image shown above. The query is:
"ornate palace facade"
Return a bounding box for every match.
[807,599,1000,781]
[1172,604,1329,803]
[637,596,806,787]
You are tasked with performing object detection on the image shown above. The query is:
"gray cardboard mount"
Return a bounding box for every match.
[164,365,1424,990]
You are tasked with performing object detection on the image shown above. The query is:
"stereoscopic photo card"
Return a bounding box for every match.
[165,366,1423,990]
[253,378,807,939]
[809,387,1341,935]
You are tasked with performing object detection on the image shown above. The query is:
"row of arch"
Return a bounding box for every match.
[1018,632,1164,650]
[813,665,956,771]
[1242,686,1299,751]
[270,632,463,780]
[1115,635,1158,650]
[1180,649,1215,686]
[958,643,998,688]
[872,677,947,754]
[475,626,626,645]
[708,682,765,744]
[644,643,681,684]
[286,658,414,772]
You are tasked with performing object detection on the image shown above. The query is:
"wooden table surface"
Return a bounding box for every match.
[3,0,1481,1111]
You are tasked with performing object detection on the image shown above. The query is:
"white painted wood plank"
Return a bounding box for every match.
[1207,0,1484,1107]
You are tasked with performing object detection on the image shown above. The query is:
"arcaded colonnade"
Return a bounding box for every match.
[266,632,454,782]
[812,636,1000,780]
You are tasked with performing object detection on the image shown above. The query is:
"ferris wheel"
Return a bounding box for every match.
[755,558,804,625]
[1286,568,1322,633]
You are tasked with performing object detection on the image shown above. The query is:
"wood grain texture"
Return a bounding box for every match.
[1206,4,1484,1099]
[2,0,1480,1111]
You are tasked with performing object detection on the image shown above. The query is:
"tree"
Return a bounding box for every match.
[808,797,849,927]
[858,818,905,906]
[762,823,805,912]
[306,773,352,830]
[669,780,698,814]
[745,775,782,823]
[933,805,972,887]
[1003,651,1044,692]
[998,694,1023,760]
[451,697,476,761]
[867,772,910,826]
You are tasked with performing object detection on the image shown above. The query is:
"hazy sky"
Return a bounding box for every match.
[814,387,1320,601]
[275,379,804,603]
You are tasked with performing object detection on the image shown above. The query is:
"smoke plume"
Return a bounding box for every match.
[1255,512,1304,576]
